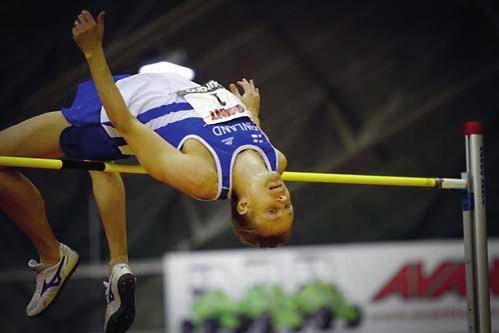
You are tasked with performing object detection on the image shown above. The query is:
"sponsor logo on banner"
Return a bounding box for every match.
[373,260,491,300]
[164,241,499,333]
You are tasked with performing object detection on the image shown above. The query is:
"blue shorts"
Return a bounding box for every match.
[60,75,131,161]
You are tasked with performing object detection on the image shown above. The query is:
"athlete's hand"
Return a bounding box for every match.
[230,78,260,119]
[72,10,105,59]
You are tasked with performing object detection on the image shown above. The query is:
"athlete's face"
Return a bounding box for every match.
[246,172,294,236]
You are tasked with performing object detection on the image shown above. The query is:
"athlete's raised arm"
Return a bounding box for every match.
[72,10,215,197]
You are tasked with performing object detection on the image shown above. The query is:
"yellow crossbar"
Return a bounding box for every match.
[0,156,465,189]
[282,171,436,187]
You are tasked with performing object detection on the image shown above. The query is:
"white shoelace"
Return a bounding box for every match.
[28,260,45,295]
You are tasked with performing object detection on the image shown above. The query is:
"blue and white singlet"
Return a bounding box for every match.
[60,73,279,200]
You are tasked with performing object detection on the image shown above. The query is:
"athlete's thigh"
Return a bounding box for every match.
[0,111,70,158]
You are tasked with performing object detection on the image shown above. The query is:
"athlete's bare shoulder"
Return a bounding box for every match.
[277,149,287,174]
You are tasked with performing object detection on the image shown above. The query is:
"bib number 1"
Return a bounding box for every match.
[211,92,226,106]
[177,81,251,125]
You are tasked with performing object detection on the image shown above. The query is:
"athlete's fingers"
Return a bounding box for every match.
[238,80,253,94]
[237,80,249,88]
[82,10,95,24]
[97,11,106,25]
[74,20,81,32]
[229,83,242,98]
[229,83,238,94]
[249,79,259,94]
[78,14,87,26]
[242,78,258,94]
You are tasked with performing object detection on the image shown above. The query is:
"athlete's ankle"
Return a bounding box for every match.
[108,255,129,273]
[38,241,61,266]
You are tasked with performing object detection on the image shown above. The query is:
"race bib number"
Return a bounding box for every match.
[177,81,252,125]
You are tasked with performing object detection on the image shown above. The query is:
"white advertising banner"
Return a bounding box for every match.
[163,240,499,333]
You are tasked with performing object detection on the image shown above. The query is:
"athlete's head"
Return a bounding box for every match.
[231,171,294,247]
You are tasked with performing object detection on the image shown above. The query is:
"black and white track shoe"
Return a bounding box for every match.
[103,263,136,333]
[26,243,79,317]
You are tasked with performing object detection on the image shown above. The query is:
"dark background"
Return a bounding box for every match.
[0,0,498,332]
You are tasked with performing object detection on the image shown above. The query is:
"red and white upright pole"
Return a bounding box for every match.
[462,121,491,333]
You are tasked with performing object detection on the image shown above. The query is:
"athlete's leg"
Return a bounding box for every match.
[0,111,69,265]
[90,170,136,333]
[89,170,128,271]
